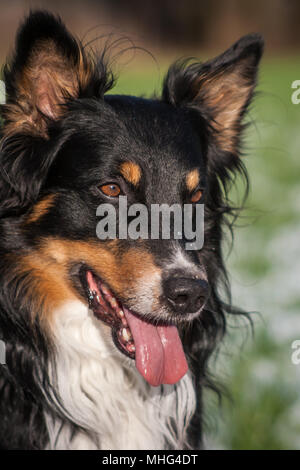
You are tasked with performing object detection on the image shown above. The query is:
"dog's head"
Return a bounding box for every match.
[0,11,263,386]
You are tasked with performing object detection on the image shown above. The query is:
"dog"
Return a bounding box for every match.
[0,10,263,450]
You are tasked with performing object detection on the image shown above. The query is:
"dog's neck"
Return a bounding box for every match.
[45,301,196,450]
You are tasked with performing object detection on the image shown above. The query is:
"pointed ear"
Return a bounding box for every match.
[162,34,264,155]
[2,11,112,137]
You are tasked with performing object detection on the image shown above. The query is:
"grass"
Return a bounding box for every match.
[111,55,300,449]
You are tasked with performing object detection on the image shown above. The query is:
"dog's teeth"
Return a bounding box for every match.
[122,328,132,342]
[118,309,124,317]
[122,328,128,341]
[96,295,100,303]
[121,317,128,326]
[127,343,135,353]
[89,289,96,298]
[101,285,110,296]
[110,297,118,308]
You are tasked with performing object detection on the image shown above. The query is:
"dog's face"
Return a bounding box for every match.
[1,12,263,386]
[42,96,208,318]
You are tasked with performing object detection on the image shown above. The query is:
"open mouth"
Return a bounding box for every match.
[80,267,188,387]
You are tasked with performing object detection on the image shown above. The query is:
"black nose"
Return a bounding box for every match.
[163,277,209,314]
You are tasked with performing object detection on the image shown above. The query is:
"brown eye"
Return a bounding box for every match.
[190,189,203,203]
[100,183,121,197]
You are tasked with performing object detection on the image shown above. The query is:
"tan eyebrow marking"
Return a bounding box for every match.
[186,169,200,192]
[25,194,56,224]
[120,161,142,186]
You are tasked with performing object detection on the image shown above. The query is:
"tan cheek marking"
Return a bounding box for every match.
[25,194,56,224]
[120,161,142,186]
[16,254,76,322]
[16,239,160,326]
[115,247,161,295]
[186,169,200,192]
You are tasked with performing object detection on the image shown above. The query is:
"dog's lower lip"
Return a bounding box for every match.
[80,268,136,359]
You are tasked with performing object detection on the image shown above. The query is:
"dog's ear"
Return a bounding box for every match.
[0,11,113,214]
[162,34,264,156]
[2,10,112,137]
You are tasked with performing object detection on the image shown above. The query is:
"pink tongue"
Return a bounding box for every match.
[124,308,188,387]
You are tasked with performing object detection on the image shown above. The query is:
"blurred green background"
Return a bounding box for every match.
[1,0,300,450]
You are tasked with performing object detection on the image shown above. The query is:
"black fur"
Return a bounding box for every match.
[0,11,263,449]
